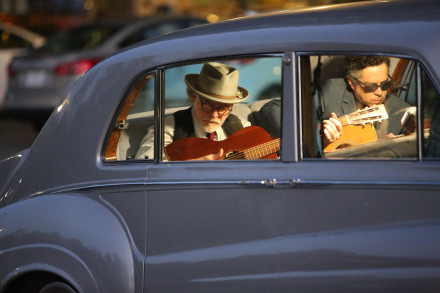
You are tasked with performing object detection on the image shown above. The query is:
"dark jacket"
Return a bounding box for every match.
[322,78,410,136]
[173,107,244,141]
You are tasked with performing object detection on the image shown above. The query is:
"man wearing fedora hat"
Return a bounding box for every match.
[136,62,251,160]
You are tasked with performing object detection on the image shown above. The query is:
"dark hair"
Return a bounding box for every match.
[345,56,391,79]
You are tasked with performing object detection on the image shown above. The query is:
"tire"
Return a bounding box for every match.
[39,282,76,293]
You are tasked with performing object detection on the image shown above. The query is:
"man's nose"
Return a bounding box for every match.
[374,87,383,95]
[209,109,220,118]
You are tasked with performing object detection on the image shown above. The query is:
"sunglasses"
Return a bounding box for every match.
[199,96,233,116]
[353,76,393,93]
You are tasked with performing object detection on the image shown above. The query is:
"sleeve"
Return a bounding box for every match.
[385,94,411,135]
[259,99,281,138]
[241,118,252,128]
[135,115,175,160]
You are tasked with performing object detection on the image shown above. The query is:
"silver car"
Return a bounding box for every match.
[0,22,45,109]
[4,16,207,127]
[1,0,439,292]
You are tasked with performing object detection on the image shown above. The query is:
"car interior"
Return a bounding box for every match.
[104,54,440,162]
[105,56,283,161]
[302,54,439,160]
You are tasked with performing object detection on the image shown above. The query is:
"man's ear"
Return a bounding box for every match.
[347,76,355,90]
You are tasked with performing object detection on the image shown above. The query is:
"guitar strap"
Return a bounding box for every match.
[173,107,243,142]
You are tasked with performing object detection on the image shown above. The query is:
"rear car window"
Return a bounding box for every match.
[104,56,283,162]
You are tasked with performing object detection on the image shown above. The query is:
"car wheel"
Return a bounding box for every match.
[39,282,76,293]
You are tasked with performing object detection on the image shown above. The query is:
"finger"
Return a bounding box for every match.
[323,124,339,141]
[329,117,343,134]
[324,120,339,138]
[213,148,224,160]
[323,128,332,141]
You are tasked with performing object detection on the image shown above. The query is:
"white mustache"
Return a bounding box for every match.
[205,119,220,124]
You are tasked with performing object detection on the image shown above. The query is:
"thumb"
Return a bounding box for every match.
[213,148,224,160]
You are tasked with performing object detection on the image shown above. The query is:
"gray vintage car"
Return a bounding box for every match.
[1,0,440,292]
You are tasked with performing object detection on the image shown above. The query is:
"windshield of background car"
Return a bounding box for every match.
[300,54,440,160]
[37,24,119,53]
[0,28,35,49]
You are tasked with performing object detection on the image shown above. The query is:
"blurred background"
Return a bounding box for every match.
[0,0,367,160]
[2,0,368,35]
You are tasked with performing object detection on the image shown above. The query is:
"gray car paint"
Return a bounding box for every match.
[1,0,440,292]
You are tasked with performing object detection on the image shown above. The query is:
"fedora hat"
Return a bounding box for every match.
[185,62,249,104]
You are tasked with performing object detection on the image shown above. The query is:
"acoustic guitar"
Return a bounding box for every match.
[323,104,389,152]
[165,126,279,161]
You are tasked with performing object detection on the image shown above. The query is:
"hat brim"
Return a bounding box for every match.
[185,74,249,104]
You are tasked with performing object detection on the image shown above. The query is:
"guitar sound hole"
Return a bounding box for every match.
[225,151,246,160]
[336,143,352,150]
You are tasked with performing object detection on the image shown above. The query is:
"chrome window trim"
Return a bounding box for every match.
[41,179,440,196]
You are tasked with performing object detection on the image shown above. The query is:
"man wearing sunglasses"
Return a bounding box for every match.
[321,55,410,146]
[136,62,251,160]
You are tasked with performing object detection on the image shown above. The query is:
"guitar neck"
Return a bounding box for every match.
[337,115,350,127]
[243,138,280,160]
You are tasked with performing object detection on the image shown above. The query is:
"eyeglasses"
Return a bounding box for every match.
[353,76,393,93]
[199,96,233,115]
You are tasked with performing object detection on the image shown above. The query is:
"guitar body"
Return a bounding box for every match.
[165,126,278,161]
[324,124,377,153]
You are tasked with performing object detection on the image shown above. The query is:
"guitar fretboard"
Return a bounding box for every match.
[223,138,281,160]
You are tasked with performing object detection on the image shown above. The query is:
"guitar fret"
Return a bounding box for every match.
[245,139,280,160]
[243,138,281,160]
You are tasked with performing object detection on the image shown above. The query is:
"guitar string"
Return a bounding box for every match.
[221,139,280,160]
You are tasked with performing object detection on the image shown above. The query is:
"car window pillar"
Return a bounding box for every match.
[282,52,297,162]
[154,68,164,163]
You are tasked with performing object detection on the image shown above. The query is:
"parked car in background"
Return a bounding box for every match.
[4,15,207,127]
[1,0,440,292]
[0,22,45,110]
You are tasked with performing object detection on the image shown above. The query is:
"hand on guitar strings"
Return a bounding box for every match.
[323,112,343,146]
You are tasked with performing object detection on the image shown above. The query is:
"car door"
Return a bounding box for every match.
[274,53,440,293]
[105,54,290,292]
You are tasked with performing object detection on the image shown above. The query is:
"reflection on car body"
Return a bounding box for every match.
[1,0,440,292]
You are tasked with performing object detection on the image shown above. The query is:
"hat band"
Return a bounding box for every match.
[203,90,244,100]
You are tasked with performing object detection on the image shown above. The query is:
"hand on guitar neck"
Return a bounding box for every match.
[322,112,343,147]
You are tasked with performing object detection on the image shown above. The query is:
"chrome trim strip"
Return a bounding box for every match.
[42,178,440,196]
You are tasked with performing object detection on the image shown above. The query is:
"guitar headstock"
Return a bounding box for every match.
[347,104,389,125]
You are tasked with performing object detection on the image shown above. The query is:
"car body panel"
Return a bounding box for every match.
[1,0,440,292]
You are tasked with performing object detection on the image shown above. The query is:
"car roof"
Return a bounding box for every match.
[115,0,439,82]
[167,0,439,40]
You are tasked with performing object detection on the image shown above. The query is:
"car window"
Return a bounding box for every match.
[104,56,283,162]
[159,56,282,161]
[300,54,440,160]
[104,72,155,161]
